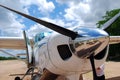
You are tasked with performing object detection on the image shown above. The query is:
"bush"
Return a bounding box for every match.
[0,56,16,60]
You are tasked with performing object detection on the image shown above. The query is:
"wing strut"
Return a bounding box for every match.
[23,31,35,68]
[0,49,23,61]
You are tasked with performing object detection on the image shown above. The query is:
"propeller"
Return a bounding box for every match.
[89,53,98,80]
[101,11,120,30]
[0,4,79,40]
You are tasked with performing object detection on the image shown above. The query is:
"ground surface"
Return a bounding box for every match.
[0,60,120,80]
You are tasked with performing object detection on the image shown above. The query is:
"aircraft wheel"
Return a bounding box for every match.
[15,76,21,80]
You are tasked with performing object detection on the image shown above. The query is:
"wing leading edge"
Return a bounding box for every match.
[0,37,26,50]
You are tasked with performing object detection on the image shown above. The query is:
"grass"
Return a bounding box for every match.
[0,56,16,60]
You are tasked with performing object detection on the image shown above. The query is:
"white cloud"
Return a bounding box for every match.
[27,17,66,37]
[58,0,120,27]
[27,15,87,37]
[41,17,65,26]
[0,0,55,37]
[0,0,27,12]
[0,8,25,37]
[1,0,120,37]
[27,24,52,37]
[21,0,55,15]
[0,0,29,37]
[56,0,82,5]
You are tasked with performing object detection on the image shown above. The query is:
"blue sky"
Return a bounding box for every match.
[0,0,120,56]
[23,3,67,30]
[1,0,120,37]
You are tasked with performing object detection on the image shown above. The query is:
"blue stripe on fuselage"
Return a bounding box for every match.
[38,43,46,48]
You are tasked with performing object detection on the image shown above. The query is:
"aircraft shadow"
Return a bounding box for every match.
[106,76,120,80]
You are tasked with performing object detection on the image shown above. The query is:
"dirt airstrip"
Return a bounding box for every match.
[0,60,120,80]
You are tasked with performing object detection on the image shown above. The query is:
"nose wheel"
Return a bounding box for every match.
[14,67,41,80]
[15,76,21,80]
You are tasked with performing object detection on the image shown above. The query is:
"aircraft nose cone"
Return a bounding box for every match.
[72,27,109,58]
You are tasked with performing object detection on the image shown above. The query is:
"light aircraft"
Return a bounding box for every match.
[0,4,120,80]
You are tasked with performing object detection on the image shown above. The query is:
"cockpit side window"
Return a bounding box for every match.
[34,32,51,43]
[34,33,45,43]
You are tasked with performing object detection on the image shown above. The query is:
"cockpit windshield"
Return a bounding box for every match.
[34,32,51,43]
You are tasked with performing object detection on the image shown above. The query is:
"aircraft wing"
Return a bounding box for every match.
[109,36,120,44]
[0,37,26,50]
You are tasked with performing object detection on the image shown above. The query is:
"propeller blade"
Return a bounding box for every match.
[89,54,98,80]
[101,11,120,30]
[0,4,78,39]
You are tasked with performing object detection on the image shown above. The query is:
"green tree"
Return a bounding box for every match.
[96,9,120,61]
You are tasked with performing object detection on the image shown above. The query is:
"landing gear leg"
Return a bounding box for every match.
[14,67,36,80]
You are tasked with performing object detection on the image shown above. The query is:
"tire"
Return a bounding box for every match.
[15,77,21,80]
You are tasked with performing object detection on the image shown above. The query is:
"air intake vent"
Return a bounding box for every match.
[57,45,72,60]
